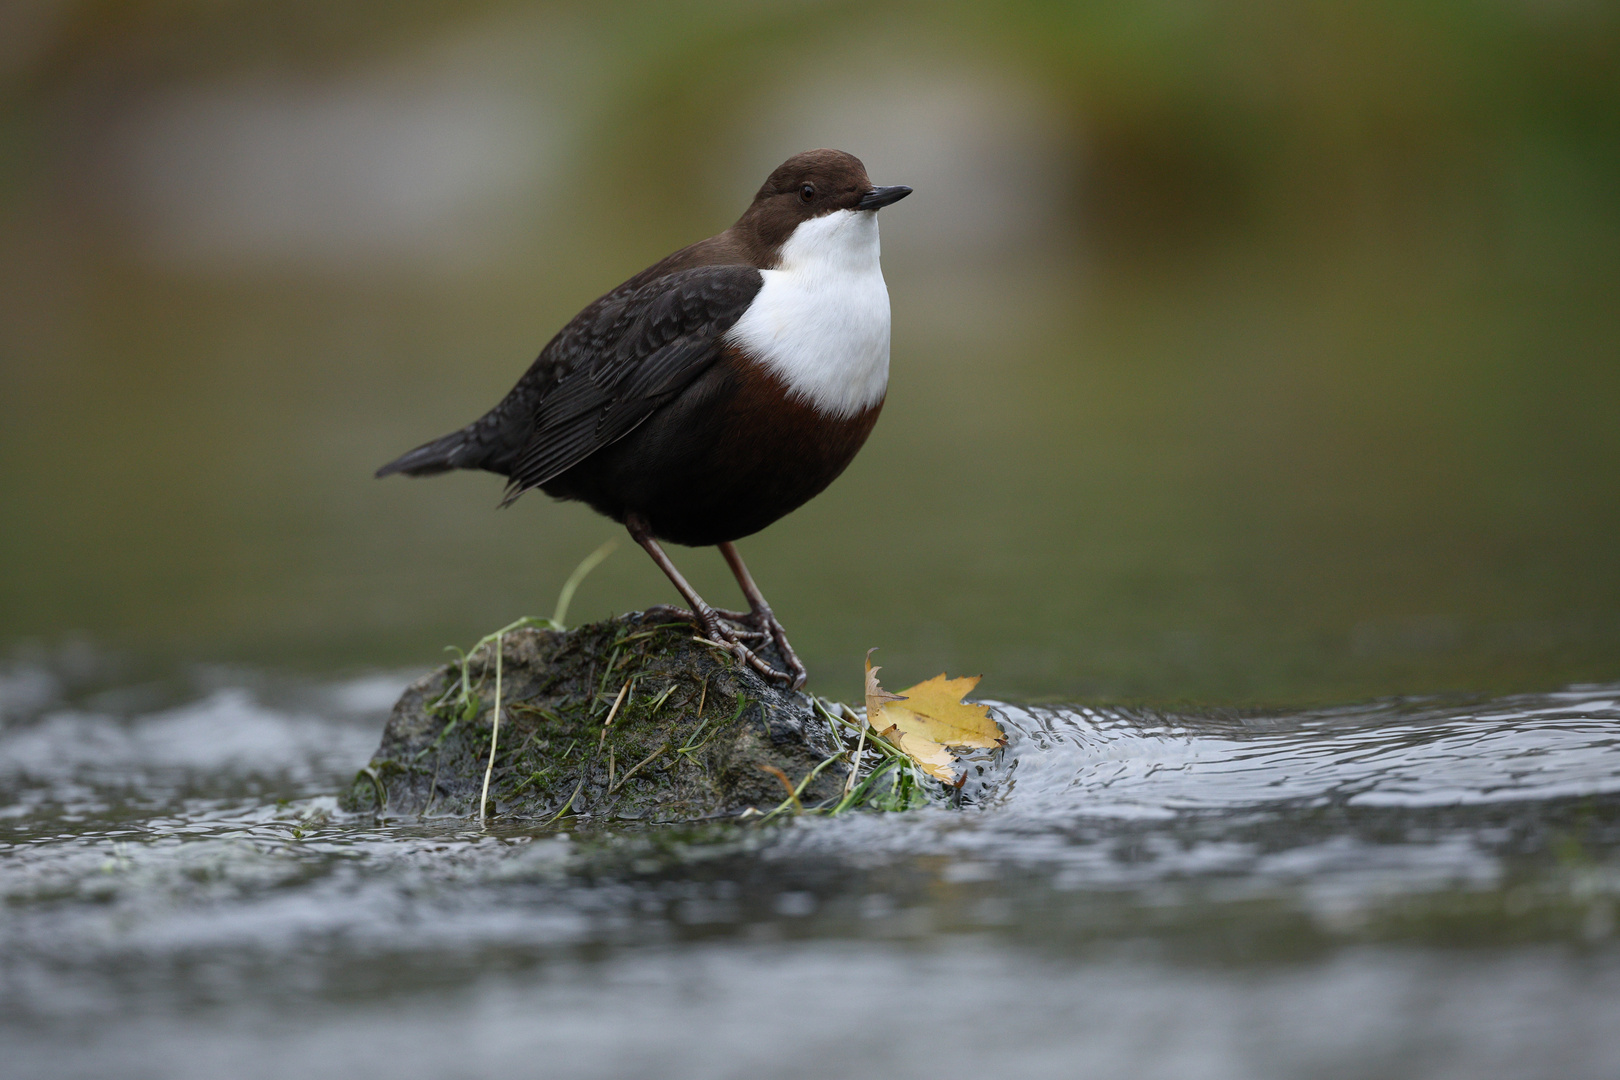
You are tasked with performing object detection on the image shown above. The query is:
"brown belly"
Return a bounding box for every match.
[541,347,883,546]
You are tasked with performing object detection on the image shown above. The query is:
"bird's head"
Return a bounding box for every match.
[737,149,911,254]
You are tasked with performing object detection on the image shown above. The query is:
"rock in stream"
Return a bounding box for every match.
[341,613,853,822]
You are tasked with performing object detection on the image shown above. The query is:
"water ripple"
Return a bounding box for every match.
[0,668,1617,1078]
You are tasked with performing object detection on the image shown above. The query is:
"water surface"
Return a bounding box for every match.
[3,661,1616,1079]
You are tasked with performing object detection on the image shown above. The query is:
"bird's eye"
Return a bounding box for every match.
[799,183,815,203]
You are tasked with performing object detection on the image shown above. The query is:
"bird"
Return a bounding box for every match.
[376,149,911,691]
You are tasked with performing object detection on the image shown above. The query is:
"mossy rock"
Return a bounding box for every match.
[342,613,850,822]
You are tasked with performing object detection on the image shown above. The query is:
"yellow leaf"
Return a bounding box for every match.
[861,657,1004,786]
[864,650,907,723]
[883,673,1005,750]
[886,728,960,782]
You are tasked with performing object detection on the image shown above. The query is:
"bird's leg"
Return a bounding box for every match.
[718,541,807,691]
[625,517,793,685]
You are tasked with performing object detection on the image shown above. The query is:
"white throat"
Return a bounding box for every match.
[725,209,890,418]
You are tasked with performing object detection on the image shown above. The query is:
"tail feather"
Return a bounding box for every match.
[378,396,534,481]
[375,428,479,479]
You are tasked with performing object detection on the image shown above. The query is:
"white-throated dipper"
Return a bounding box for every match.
[377,149,911,689]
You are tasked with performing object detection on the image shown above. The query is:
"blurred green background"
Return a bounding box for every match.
[1,0,1617,705]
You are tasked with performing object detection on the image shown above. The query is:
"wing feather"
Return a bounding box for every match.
[497,264,762,500]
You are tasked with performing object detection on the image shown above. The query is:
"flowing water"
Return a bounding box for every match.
[3,660,1617,1079]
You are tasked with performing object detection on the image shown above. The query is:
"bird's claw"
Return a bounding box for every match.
[730,606,808,692]
[645,605,805,690]
[643,605,767,642]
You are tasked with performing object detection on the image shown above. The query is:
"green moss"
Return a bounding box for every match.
[341,613,896,823]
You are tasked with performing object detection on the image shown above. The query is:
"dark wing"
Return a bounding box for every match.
[376,263,763,497]
[499,263,763,501]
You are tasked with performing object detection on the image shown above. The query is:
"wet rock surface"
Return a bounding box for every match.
[342,613,849,821]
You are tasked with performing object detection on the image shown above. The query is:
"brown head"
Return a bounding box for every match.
[732,149,912,261]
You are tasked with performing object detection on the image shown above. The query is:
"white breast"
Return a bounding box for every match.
[725,209,890,418]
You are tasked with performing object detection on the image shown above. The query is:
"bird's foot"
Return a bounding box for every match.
[718,605,807,691]
[642,605,803,690]
[642,604,767,642]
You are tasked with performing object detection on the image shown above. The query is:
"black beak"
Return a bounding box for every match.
[857,185,912,211]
